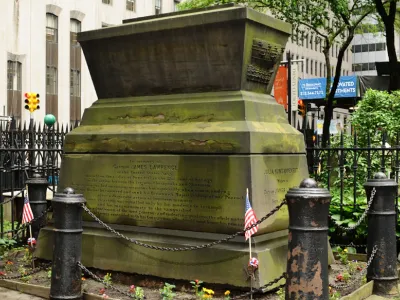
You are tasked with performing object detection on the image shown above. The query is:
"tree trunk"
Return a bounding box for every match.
[373,0,400,92]
[385,22,400,91]
[322,30,354,146]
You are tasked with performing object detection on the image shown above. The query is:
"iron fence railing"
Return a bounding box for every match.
[305,129,400,247]
[0,118,78,240]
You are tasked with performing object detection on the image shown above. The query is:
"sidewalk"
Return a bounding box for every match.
[0,287,44,300]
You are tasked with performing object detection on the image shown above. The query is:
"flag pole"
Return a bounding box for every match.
[29,224,34,269]
[247,188,253,300]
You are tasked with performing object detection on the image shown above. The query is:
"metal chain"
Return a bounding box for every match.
[331,242,367,249]
[0,189,26,206]
[78,262,136,298]
[329,245,378,290]
[82,200,287,252]
[231,273,286,299]
[0,262,51,280]
[330,187,376,231]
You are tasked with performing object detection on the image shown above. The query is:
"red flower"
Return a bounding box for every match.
[99,288,106,295]
[129,285,135,293]
[336,274,343,281]
[357,266,362,271]
[0,272,6,276]
[195,279,199,284]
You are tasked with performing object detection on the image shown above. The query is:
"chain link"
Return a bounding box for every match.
[231,273,286,299]
[0,189,26,206]
[0,262,51,280]
[78,262,136,298]
[82,200,286,252]
[329,245,378,290]
[331,242,367,249]
[330,187,376,231]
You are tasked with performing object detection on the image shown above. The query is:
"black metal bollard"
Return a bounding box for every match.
[365,172,399,296]
[285,178,331,300]
[26,172,49,239]
[50,187,86,300]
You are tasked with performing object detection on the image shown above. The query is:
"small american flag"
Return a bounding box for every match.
[244,189,258,241]
[22,192,34,224]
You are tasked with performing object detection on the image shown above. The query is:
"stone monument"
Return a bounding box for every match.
[36,4,308,288]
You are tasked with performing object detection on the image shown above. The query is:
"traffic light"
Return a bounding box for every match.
[24,93,40,113]
[298,99,306,116]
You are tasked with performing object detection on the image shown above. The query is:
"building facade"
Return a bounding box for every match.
[352,22,400,75]
[2,0,180,125]
[282,29,353,129]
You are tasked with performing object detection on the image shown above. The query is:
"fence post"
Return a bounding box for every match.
[365,172,399,296]
[26,172,48,239]
[50,187,86,300]
[285,178,331,300]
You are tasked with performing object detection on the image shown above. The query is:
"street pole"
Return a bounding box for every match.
[287,51,292,125]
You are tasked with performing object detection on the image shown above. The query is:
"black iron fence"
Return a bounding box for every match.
[0,118,77,240]
[305,129,400,246]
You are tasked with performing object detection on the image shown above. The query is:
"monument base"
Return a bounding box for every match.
[36,223,287,288]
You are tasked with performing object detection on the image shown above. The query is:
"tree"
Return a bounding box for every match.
[373,0,400,91]
[179,0,376,146]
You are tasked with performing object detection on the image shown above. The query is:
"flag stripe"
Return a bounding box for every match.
[244,191,258,240]
[22,193,34,224]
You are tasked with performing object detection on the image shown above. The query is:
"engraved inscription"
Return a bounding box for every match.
[69,160,244,229]
[61,155,306,233]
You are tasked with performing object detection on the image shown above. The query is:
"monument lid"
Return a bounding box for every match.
[78,5,291,42]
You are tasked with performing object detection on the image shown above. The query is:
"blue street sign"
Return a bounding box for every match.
[298,76,357,100]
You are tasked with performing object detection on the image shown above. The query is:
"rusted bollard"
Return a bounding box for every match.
[365,172,399,296]
[285,178,331,300]
[26,172,48,239]
[50,188,86,300]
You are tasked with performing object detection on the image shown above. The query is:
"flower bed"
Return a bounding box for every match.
[0,247,377,300]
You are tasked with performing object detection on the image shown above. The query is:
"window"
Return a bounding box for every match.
[310,59,313,75]
[46,66,58,95]
[70,19,81,46]
[70,70,81,97]
[305,34,309,48]
[306,58,309,73]
[324,64,326,77]
[319,62,322,77]
[376,43,386,51]
[46,13,58,43]
[315,61,318,76]
[155,0,161,15]
[353,43,387,53]
[310,34,313,50]
[361,44,368,52]
[346,50,348,62]
[102,0,112,4]
[7,61,22,91]
[301,56,304,72]
[126,0,135,11]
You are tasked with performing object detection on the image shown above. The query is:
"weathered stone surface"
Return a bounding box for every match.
[36,224,288,288]
[66,91,304,154]
[77,5,291,98]
[36,5,307,287]
[59,154,307,234]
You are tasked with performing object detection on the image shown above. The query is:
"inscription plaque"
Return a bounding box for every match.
[60,154,307,234]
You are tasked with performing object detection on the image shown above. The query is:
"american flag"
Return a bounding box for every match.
[244,189,258,241]
[22,192,34,224]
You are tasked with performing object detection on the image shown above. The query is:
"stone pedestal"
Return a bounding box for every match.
[36,4,309,288]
